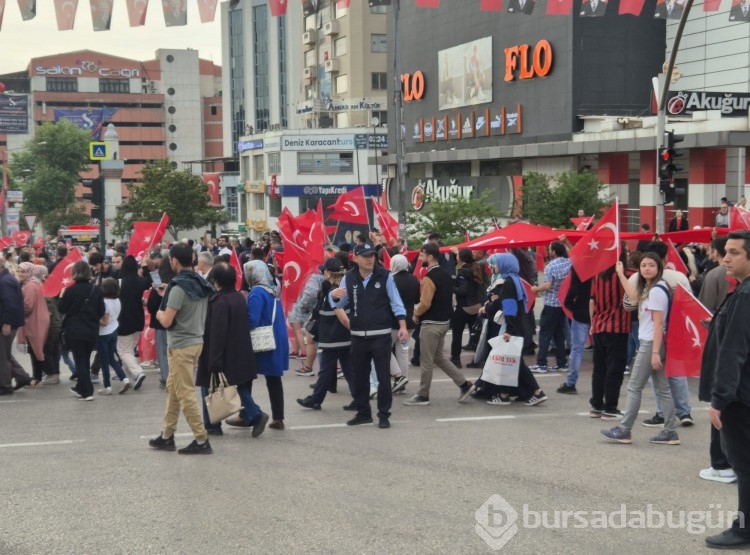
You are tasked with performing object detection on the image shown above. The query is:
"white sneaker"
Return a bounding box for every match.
[119,379,131,395]
[98,387,112,395]
[699,467,737,484]
[90,373,101,384]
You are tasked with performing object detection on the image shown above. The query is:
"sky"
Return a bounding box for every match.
[0,2,223,75]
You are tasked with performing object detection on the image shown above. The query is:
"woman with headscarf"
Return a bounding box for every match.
[389,253,420,393]
[472,253,547,406]
[32,264,63,384]
[16,262,51,386]
[241,260,289,430]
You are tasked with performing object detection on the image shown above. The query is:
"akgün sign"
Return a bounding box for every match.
[504,40,553,82]
[411,178,474,211]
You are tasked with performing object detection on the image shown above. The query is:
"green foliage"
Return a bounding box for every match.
[407,190,500,245]
[519,170,611,229]
[114,160,229,239]
[9,121,92,232]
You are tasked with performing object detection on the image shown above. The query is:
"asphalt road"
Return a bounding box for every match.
[0,342,733,555]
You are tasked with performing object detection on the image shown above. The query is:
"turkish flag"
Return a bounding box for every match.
[127,221,159,262]
[415,0,440,6]
[327,186,369,225]
[703,0,721,9]
[269,0,288,16]
[90,0,113,31]
[520,278,536,313]
[665,239,690,276]
[568,203,619,282]
[197,0,219,22]
[382,248,391,270]
[557,274,573,320]
[547,0,573,15]
[535,247,545,272]
[464,222,561,250]
[480,0,502,9]
[53,0,78,30]
[308,199,327,264]
[665,284,712,378]
[41,248,82,297]
[138,299,156,361]
[125,0,148,26]
[730,206,750,230]
[619,0,645,15]
[570,216,593,231]
[280,241,317,317]
[203,173,221,206]
[12,230,30,247]
[372,201,399,245]
[230,247,243,290]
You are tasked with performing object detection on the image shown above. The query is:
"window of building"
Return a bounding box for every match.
[99,79,130,94]
[253,4,270,132]
[226,186,238,221]
[298,152,353,174]
[305,50,316,68]
[269,195,282,218]
[240,193,248,224]
[167,87,175,95]
[334,37,348,58]
[433,162,472,178]
[253,153,264,180]
[229,8,245,155]
[210,106,217,116]
[268,152,281,175]
[371,72,387,91]
[278,16,288,128]
[336,113,349,128]
[241,156,251,182]
[371,34,387,53]
[254,193,265,211]
[371,5,388,13]
[168,124,177,132]
[371,110,388,126]
[335,75,348,95]
[45,77,77,92]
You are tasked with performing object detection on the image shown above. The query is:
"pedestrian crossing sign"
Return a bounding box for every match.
[90,142,107,160]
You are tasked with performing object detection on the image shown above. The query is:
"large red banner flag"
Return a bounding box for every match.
[372,201,399,245]
[665,284,712,378]
[269,0,288,16]
[327,186,369,225]
[41,247,83,297]
[125,0,148,26]
[547,0,574,15]
[665,239,690,276]
[568,203,619,282]
[570,216,593,231]
[480,0,502,9]
[53,0,77,30]
[337,0,352,8]
[280,241,317,317]
[619,0,645,15]
[415,0,440,6]
[730,205,750,230]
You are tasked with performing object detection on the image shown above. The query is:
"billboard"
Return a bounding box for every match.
[438,37,493,111]
[53,108,118,140]
[0,95,29,133]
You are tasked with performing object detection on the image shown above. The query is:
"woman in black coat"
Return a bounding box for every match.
[196,263,268,437]
[450,248,484,366]
[59,261,105,401]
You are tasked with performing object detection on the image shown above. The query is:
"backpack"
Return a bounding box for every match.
[654,282,673,339]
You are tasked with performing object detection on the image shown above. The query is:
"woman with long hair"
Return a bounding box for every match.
[450,248,484,367]
[601,252,680,445]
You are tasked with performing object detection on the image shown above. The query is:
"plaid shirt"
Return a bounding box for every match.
[542,257,571,307]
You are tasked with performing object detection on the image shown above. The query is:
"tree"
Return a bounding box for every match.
[9,121,92,232]
[519,170,611,229]
[114,160,229,239]
[407,190,500,246]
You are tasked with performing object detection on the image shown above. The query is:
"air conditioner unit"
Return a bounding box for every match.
[302,31,315,45]
[303,67,313,79]
[323,21,339,36]
[324,59,340,73]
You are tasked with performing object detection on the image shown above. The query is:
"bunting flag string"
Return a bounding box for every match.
[53,0,77,31]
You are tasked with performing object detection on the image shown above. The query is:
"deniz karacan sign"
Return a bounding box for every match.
[504,40,553,82]
[667,91,750,117]
[34,60,141,78]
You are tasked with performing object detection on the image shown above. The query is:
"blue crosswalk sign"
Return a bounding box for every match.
[90,142,107,160]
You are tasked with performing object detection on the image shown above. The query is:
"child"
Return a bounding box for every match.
[98,278,131,395]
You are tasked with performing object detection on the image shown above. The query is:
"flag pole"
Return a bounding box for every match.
[615,198,621,261]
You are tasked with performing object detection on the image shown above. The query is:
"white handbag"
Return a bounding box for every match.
[250,298,277,352]
[204,372,243,424]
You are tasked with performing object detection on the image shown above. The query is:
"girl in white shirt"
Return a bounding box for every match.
[98,278,131,395]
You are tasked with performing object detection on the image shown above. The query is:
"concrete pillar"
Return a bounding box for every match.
[599,152,630,227]
[638,151,658,231]
[100,124,124,244]
[688,148,726,228]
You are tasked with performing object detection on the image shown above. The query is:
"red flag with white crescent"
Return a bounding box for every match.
[665,284,712,378]
[203,173,221,206]
[570,216,593,231]
[372,201,399,245]
[382,248,391,270]
[230,246,243,290]
[280,241,317,317]
[568,203,619,282]
[520,278,536,313]
[327,186,369,225]
[12,230,30,247]
[665,239,690,276]
[730,206,750,230]
[125,0,148,26]
[41,247,82,297]
[619,0,645,15]
[557,273,573,320]
[53,0,78,30]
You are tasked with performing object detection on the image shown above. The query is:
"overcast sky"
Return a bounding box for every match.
[0,2,222,74]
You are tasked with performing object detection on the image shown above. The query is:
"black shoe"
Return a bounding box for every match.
[297,396,322,410]
[466,361,483,369]
[207,427,224,436]
[13,378,32,391]
[178,439,213,455]
[642,414,665,427]
[461,344,476,352]
[0,386,13,396]
[378,418,390,429]
[410,358,420,367]
[450,357,462,369]
[347,414,373,426]
[149,435,176,451]
[556,383,577,394]
[343,402,357,411]
[252,412,270,438]
[706,528,750,549]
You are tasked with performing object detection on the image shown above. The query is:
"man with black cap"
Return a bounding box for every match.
[330,243,409,429]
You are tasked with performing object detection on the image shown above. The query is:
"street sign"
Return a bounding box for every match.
[23,213,37,230]
[89,142,107,160]
[6,190,23,203]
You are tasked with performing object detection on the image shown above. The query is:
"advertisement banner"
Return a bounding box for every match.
[438,37,493,111]
[53,108,118,139]
[280,134,356,151]
[282,185,381,197]
[0,95,29,133]
[666,90,750,117]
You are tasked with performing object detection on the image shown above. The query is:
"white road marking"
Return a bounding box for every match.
[436,415,515,422]
[0,439,84,449]
[288,423,351,430]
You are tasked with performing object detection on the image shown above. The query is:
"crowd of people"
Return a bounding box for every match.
[1,223,749,548]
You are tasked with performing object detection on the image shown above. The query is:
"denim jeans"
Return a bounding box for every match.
[536,306,567,368]
[61,350,76,375]
[97,331,126,388]
[626,320,639,366]
[618,340,677,433]
[155,329,169,384]
[201,381,262,430]
[566,319,590,386]
[652,376,692,418]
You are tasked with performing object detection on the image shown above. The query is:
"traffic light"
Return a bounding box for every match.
[81,178,103,221]
[666,130,684,174]
[658,147,672,181]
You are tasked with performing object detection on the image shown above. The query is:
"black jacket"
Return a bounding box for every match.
[393,271,420,330]
[699,277,750,410]
[0,269,24,329]
[195,289,257,387]
[118,258,151,335]
[317,281,351,349]
[564,268,592,324]
[146,288,166,331]
[59,280,105,342]
[454,265,483,308]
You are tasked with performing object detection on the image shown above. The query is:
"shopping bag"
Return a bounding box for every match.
[204,373,243,424]
[481,335,524,387]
